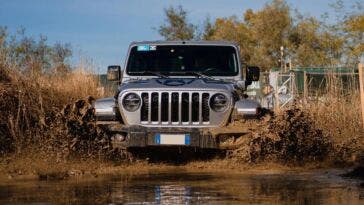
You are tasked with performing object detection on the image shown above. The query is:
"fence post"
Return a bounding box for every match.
[274,74,280,112]
[358,63,364,129]
[303,71,308,103]
[291,72,295,99]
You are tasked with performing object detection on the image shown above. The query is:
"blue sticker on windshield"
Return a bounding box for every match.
[137,45,156,51]
[137,45,150,51]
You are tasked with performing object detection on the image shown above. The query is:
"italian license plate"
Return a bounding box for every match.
[155,134,190,145]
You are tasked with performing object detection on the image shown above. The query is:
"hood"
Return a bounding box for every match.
[118,78,235,93]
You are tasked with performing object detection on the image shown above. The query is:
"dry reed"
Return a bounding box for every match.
[0,62,103,158]
[301,71,363,162]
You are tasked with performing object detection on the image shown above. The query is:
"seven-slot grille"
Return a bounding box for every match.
[140,92,210,125]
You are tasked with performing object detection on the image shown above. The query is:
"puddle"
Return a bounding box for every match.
[0,170,363,204]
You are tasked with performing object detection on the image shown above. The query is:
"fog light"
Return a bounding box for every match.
[113,133,126,142]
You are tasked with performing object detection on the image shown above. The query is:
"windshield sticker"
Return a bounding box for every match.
[137,45,156,51]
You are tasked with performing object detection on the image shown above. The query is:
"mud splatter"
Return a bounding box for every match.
[228,107,332,164]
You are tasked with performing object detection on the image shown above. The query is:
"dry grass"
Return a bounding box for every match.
[227,71,363,166]
[0,62,103,157]
[305,93,361,141]
[300,72,364,163]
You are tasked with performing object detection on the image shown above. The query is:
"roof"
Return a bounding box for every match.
[129,40,239,47]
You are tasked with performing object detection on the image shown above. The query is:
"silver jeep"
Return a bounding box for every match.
[94,41,261,149]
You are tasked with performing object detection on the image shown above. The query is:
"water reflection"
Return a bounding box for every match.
[0,170,363,204]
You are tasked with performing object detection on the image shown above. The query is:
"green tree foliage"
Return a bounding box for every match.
[288,17,344,66]
[325,0,363,64]
[158,6,196,40]
[201,16,215,40]
[51,43,72,74]
[0,27,72,76]
[344,14,364,63]
[243,1,291,69]
[208,16,253,66]
[158,1,363,70]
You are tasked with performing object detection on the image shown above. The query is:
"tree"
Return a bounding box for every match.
[50,43,72,74]
[158,6,196,40]
[208,16,254,66]
[243,0,291,70]
[207,0,292,70]
[0,27,73,76]
[157,0,360,69]
[288,17,344,67]
[327,0,363,65]
[201,16,215,40]
[344,14,364,64]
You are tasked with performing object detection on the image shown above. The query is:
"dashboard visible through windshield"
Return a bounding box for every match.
[126,45,238,76]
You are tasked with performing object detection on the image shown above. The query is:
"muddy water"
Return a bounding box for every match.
[0,169,363,205]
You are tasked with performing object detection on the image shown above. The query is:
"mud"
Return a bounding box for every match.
[1,95,362,185]
[226,108,333,164]
[63,101,336,165]
[343,166,364,181]
[61,97,111,158]
[1,169,363,204]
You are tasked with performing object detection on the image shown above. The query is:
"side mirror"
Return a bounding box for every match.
[246,66,260,81]
[107,65,121,81]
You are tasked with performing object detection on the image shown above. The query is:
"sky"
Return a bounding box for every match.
[0,0,359,73]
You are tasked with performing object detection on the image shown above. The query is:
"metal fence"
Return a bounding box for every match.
[260,67,358,110]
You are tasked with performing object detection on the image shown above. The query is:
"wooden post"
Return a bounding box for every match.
[303,71,308,103]
[358,63,364,129]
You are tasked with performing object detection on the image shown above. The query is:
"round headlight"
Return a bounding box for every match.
[210,93,228,112]
[122,93,141,112]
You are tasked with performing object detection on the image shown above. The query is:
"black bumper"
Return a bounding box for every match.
[104,125,217,148]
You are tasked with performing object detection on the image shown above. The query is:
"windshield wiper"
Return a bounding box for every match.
[185,68,218,80]
[185,71,212,79]
[129,71,169,78]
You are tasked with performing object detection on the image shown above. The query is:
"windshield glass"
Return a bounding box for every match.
[126,45,238,76]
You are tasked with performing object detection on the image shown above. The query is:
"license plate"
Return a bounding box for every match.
[155,134,190,145]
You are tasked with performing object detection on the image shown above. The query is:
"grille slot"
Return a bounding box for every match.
[151,92,159,122]
[192,93,199,122]
[171,93,179,122]
[140,92,211,125]
[161,93,169,122]
[202,93,210,122]
[181,93,189,122]
[140,93,149,121]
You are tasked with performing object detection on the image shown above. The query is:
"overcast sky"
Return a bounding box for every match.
[0,0,358,72]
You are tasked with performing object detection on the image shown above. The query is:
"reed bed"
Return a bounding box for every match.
[300,71,363,163]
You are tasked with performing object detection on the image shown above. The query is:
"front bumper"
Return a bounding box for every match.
[103,124,217,148]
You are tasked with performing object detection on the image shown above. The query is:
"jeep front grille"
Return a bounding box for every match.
[140,92,210,125]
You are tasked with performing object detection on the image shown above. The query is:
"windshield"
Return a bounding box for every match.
[126,45,238,76]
